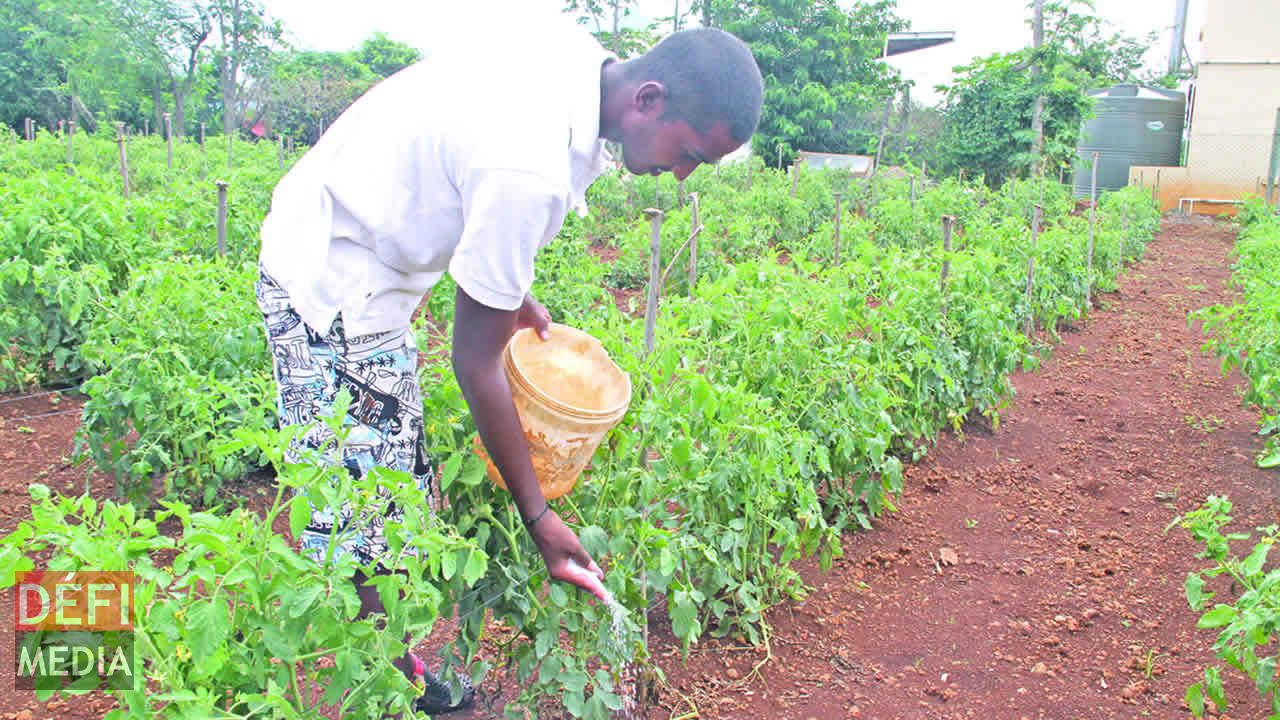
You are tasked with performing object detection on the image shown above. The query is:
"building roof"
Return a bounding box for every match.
[882,31,956,57]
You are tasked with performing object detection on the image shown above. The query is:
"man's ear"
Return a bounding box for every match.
[634,81,667,116]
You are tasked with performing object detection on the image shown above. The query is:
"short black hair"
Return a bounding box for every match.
[619,28,763,144]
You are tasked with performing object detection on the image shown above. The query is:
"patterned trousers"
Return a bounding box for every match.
[256,266,436,569]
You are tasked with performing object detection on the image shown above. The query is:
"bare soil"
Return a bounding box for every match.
[645,218,1278,720]
[0,218,1275,720]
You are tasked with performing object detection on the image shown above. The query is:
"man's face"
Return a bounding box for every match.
[618,83,741,180]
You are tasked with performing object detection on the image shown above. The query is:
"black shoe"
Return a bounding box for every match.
[410,655,476,715]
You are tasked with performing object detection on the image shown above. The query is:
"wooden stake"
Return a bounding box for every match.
[165,112,174,171]
[677,179,684,210]
[279,134,285,170]
[116,123,130,198]
[226,132,233,171]
[941,215,956,318]
[65,120,74,169]
[790,158,800,198]
[643,208,664,356]
[910,174,917,216]
[941,215,954,295]
[833,192,843,264]
[144,117,149,136]
[1085,151,1099,307]
[216,181,229,256]
[688,193,699,291]
[1024,204,1043,337]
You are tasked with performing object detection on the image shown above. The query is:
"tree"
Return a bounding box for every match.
[263,34,420,142]
[716,0,906,166]
[265,49,375,142]
[353,32,420,79]
[0,0,138,132]
[0,0,64,130]
[210,0,281,135]
[117,0,213,137]
[937,0,1152,183]
[563,0,657,59]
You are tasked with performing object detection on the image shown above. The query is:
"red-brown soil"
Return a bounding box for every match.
[645,217,1277,720]
[0,218,1275,720]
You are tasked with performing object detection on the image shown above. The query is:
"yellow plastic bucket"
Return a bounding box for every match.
[473,323,631,500]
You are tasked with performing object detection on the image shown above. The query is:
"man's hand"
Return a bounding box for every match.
[516,294,552,340]
[528,509,608,601]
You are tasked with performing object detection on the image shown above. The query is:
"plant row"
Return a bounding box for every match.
[0,129,1161,716]
[1196,199,1280,469]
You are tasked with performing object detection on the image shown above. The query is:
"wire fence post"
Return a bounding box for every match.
[688,193,699,291]
[165,112,174,171]
[941,215,955,317]
[116,122,130,198]
[1024,204,1043,337]
[1086,151,1099,307]
[216,181,229,256]
[643,208,664,357]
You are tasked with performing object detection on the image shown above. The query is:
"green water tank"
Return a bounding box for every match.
[1072,84,1186,197]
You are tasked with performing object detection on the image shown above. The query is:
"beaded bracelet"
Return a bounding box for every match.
[523,503,551,529]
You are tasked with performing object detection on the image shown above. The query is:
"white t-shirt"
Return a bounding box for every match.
[258,13,613,336]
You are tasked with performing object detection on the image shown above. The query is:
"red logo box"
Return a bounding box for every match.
[14,571,134,632]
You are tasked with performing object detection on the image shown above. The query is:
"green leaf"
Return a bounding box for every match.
[1185,572,1207,611]
[289,497,310,539]
[578,526,609,558]
[1186,683,1205,717]
[187,600,230,659]
[287,584,325,619]
[462,550,486,585]
[1256,656,1276,697]
[438,453,464,489]
[670,593,699,644]
[1198,605,1237,629]
[1243,542,1272,577]
[1205,666,1227,710]
[1258,447,1280,469]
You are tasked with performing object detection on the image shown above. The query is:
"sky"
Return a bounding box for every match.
[259,0,1208,105]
